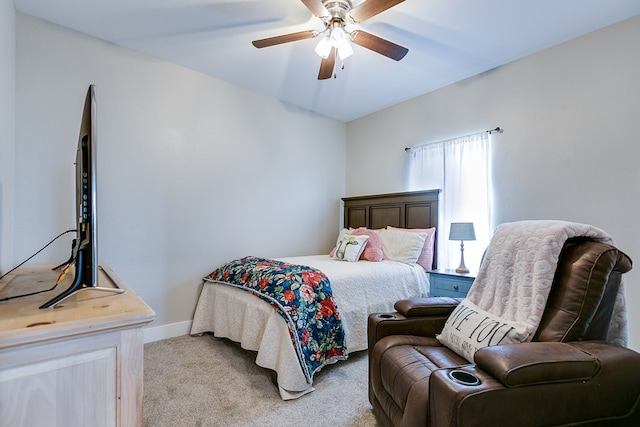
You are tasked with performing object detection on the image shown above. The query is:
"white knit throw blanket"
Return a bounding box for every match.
[466,220,628,346]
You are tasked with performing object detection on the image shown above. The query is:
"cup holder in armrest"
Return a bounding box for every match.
[448,369,481,386]
[378,314,396,319]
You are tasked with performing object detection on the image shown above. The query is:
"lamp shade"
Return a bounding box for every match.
[449,222,476,241]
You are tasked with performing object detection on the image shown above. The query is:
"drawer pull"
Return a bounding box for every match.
[453,285,459,291]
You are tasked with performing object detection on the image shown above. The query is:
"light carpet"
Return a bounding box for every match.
[143,334,379,427]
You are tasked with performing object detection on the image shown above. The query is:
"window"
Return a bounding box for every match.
[408,132,492,272]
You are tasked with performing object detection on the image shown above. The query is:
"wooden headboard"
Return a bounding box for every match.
[342,190,441,268]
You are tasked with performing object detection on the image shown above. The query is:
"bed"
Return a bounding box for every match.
[190,190,440,399]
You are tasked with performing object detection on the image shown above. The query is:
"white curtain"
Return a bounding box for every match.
[408,132,492,273]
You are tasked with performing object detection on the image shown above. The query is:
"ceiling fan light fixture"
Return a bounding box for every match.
[336,39,354,60]
[330,26,347,43]
[329,25,353,60]
[315,36,332,59]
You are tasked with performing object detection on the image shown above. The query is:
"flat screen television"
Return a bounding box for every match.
[40,85,123,308]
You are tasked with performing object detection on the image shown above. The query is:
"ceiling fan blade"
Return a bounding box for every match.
[301,0,330,19]
[318,47,336,80]
[351,30,408,61]
[348,0,406,23]
[252,30,318,48]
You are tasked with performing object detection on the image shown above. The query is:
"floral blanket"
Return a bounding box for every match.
[204,256,347,383]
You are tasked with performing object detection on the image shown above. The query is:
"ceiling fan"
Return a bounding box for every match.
[252,0,409,80]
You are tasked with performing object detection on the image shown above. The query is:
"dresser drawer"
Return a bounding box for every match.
[429,272,474,298]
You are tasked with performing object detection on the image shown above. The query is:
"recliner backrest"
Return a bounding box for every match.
[533,238,632,342]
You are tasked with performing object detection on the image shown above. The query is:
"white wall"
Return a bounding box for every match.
[347,15,640,350]
[13,14,346,337]
[0,0,15,272]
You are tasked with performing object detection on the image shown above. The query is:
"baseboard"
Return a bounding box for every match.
[143,320,192,343]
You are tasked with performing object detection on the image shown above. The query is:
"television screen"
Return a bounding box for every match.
[76,85,99,288]
[40,85,99,308]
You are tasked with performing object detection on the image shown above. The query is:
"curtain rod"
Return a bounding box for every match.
[404,127,503,152]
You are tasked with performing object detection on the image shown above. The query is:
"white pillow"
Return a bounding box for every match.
[332,233,370,262]
[436,299,535,363]
[378,228,427,265]
[387,226,436,270]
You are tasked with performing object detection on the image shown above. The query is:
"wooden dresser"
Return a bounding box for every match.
[0,264,155,427]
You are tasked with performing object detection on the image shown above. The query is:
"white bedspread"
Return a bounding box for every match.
[190,255,430,399]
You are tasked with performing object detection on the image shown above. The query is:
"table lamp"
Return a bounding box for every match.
[449,222,476,273]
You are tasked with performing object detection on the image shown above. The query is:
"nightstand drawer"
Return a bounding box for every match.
[429,271,475,298]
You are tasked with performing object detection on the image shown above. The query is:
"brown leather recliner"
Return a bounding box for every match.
[368,237,640,426]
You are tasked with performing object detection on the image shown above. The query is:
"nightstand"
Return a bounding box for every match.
[429,269,476,298]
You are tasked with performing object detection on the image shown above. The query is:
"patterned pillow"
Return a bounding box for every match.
[387,226,436,270]
[329,228,350,257]
[436,298,534,363]
[332,233,370,262]
[351,228,383,262]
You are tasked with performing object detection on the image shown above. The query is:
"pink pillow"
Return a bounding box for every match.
[352,228,383,262]
[387,226,436,270]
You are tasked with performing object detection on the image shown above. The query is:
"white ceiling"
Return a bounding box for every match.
[13,0,640,122]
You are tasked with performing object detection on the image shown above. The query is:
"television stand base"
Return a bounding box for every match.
[40,263,126,309]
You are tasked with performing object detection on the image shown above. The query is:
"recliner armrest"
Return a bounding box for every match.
[368,298,461,353]
[474,341,600,387]
[394,297,462,317]
[429,341,640,426]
